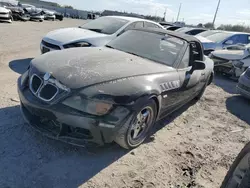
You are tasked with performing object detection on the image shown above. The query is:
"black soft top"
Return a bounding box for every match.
[132,27,201,44]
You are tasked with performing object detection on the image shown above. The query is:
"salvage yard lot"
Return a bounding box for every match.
[0,19,250,188]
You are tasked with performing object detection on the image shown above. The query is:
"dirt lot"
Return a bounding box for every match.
[0,19,250,188]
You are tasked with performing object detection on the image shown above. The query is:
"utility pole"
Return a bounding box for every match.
[212,0,221,27]
[163,7,167,22]
[176,3,182,22]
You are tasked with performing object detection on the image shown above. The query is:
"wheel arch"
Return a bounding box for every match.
[208,72,214,85]
[149,94,161,120]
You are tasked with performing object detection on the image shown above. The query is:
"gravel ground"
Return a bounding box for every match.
[0,19,250,188]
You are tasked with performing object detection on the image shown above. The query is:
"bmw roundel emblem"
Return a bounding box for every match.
[43,72,51,81]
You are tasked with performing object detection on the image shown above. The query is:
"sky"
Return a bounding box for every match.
[48,0,250,26]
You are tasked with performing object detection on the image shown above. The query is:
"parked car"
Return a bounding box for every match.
[209,44,250,78]
[54,11,63,21]
[176,27,207,35]
[40,16,164,54]
[24,7,44,22]
[18,28,214,149]
[42,9,56,21]
[196,32,250,55]
[166,26,182,31]
[0,6,12,23]
[0,1,30,21]
[237,67,250,99]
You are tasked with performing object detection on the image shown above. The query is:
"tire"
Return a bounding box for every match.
[221,142,250,188]
[114,100,157,149]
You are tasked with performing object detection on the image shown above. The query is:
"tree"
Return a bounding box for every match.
[204,22,214,29]
[64,5,74,9]
[217,24,250,32]
[197,23,203,27]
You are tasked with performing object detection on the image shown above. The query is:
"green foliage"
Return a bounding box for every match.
[204,22,214,29]
[217,24,250,32]
[63,5,74,9]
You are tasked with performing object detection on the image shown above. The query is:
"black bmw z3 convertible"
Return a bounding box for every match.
[18,28,214,149]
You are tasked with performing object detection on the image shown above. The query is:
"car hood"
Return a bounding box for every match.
[0,7,10,13]
[212,49,249,60]
[44,27,109,45]
[30,47,174,89]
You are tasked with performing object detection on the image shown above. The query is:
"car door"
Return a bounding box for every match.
[177,42,206,101]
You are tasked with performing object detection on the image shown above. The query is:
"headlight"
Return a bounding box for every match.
[63,42,91,48]
[62,96,113,116]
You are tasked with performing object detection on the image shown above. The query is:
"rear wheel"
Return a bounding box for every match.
[115,100,157,149]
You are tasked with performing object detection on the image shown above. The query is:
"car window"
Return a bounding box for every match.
[237,35,250,44]
[190,42,203,62]
[227,35,240,44]
[107,30,186,67]
[121,21,144,34]
[144,22,161,28]
[206,32,233,43]
[179,46,190,68]
[79,17,129,35]
[196,30,220,37]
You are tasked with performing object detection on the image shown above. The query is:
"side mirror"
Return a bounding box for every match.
[225,40,233,45]
[192,60,206,71]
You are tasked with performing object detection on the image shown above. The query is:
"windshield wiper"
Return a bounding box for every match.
[87,28,102,33]
[105,45,114,49]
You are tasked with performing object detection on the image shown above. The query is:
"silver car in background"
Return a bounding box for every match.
[40,16,164,54]
[196,32,250,55]
[0,6,12,23]
[237,67,250,99]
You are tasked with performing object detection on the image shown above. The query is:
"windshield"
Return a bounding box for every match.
[196,30,220,37]
[107,30,186,66]
[80,17,129,35]
[206,32,233,42]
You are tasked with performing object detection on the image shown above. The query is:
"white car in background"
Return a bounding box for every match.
[0,6,12,23]
[40,16,164,54]
[210,44,250,78]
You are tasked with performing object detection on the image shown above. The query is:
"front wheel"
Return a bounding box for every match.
[221,142,250,188]
[114,100,157,149]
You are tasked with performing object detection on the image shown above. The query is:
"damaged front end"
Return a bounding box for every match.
[210,53,249,78]
[18,66,131,147]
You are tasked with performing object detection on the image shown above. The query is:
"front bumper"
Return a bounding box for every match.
[0,14,12,23]
[237,74,250,99]
[237,85,250,99]
[18,77,130,147]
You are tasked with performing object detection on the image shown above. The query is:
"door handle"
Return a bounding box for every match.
[201,73,205,76]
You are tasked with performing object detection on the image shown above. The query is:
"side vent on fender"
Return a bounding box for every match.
[160,80,180,92]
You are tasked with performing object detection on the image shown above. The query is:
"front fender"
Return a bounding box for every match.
[80,74,163,105]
